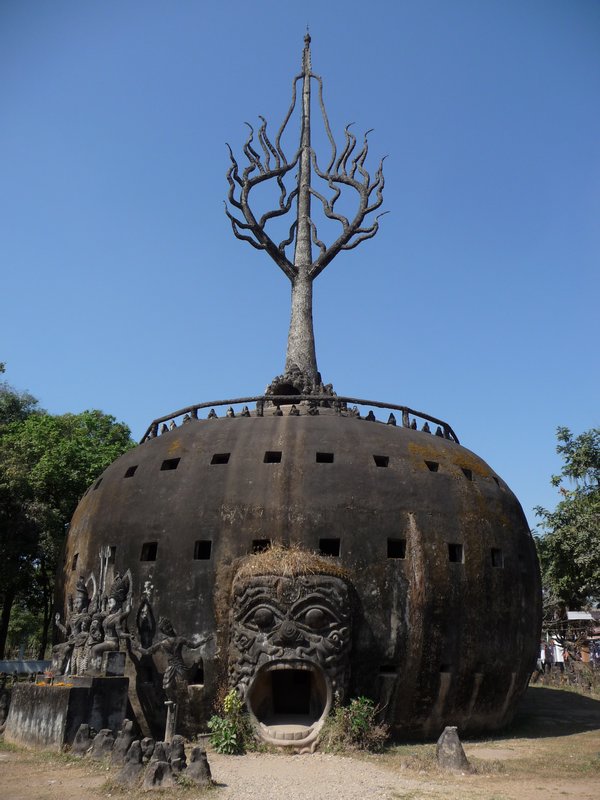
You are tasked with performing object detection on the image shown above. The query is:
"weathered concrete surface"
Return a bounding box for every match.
[4,677,129,750]
[59,410,541,739]
[4,683,87,750]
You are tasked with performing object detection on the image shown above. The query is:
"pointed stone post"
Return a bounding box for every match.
[164,700,177,744]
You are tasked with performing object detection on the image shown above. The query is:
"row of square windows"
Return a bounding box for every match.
[71,541,505,568]
[90,457,494,490]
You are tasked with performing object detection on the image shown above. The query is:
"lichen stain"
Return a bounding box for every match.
[407,441,455,464]
[407,442,490,478]
[167,438,182,456]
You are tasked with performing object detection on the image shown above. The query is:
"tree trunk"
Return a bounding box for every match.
[285,273,319,385]
[37,572,52,660]
[0,587,16,659]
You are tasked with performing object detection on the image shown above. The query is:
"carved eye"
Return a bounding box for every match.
[303,607,329,630]
[252,607,275,629]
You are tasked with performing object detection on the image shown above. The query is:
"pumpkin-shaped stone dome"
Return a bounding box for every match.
[58,399,540,742]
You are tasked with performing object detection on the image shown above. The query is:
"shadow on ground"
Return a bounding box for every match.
[504,685,600,739]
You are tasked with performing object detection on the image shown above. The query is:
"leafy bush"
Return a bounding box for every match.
[208,688,252,755]
[320,695,389,752]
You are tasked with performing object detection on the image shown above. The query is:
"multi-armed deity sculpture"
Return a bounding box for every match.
[226,33,386,396]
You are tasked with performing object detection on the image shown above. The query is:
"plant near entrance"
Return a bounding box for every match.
[320,695,389,752]
[208,689,252,755]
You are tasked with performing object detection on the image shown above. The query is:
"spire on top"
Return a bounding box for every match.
[225,33,386,397]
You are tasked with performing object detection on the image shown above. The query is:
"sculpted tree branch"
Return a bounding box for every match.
[225,33,386,394]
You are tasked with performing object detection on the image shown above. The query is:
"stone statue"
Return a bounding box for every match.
[52,576,91,675]
[89,572,132,673]
[70,613,92,675]
[77,613,104,674]
[135,617,211,702]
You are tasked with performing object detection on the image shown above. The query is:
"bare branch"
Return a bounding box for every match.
[225,41,385,287]
[340,211,389,250]
[279,219,297,253]
[313,74,337,173]
[310,219,326,258]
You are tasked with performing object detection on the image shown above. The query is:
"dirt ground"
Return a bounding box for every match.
[1,685,599,800]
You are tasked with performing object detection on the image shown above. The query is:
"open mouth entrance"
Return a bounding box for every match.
[247,662,330,745]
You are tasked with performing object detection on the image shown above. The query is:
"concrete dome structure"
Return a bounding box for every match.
[56,35,541,747]
[59,397,540,743]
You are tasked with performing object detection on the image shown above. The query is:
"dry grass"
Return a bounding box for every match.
[233,541,350,581]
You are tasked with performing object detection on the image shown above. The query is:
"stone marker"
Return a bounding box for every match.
[169,734,186,771]
[70,723,95,757]
[114,739,143,786]
[89,728,115,760]
[140,736,155,761]
[111,718,135,764]
[185,745,212,786]
[436,725,472,772]
[150,740,169,762]
[142,760,175,790]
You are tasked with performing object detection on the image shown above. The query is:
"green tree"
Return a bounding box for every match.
[0,394,135,658]
[535,427,600,613]
[0,375,42,659]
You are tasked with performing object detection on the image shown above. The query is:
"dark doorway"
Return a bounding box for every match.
[272,670,311,715]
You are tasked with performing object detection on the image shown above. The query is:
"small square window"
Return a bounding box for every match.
[161,458,180,471]
[264,451,282,463]
[316,452,334,463]
[373,455,389,468]
[461,468,473,481]
[141,542,158,561]
[448,543,464,563]
[124,465,138,478]
[252,539,271,553]
[387,538,406,559]
[319,538,340,557]
[425,461,439,472]
[194,540,212,560]
[491,548,504,568]
[71,553,79,571]
[211,453,230,465]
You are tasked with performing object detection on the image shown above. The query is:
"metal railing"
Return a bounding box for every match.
[140,395,459,444]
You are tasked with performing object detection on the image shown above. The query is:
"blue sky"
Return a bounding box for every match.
[1,0,598,527]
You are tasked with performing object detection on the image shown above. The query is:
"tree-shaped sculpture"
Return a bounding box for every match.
[226,33,386,397]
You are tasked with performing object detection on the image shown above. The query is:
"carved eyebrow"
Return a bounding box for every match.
[235,598,287,617]
[290,596,342,618]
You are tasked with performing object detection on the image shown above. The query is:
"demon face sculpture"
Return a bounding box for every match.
[229,571,351,750]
